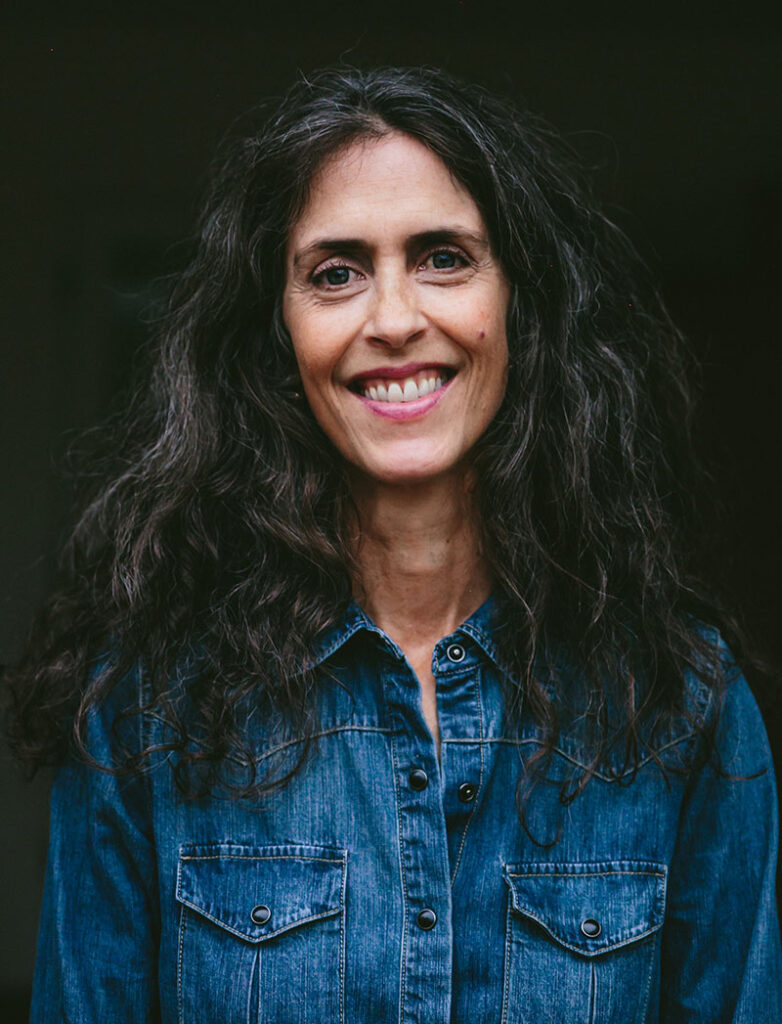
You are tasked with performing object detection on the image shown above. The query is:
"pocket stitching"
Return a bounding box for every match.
[176,845,347,943]
[177,900,186,1024]
[178,899,342,944]
[176,844,347,1022]
[507,869,665,879]
[500,887,513,1024]
[180,854,344,863]
[508,906,663,957]
[502,864,664,1023]
[338,852,347,1024]
[504,862,667,956]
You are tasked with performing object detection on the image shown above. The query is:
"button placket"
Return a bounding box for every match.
[382,658,453,1022]
[433,638,487,890]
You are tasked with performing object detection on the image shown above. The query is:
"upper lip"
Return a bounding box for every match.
[348,362,455,384]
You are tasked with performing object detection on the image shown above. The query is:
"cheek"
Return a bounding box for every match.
[481,326,510,401]
[286,305,356,384]
[284,293,331,372]
[474,305,509,360]
[451,279,509,338]
[294,348,322,380]
[286,322,331,382]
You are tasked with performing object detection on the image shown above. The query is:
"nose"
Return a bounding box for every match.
[363,272,427,348]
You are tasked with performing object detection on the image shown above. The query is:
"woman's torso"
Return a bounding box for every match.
[144,598,727,1024]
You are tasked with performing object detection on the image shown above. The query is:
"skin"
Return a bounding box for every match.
[283,133,511,756]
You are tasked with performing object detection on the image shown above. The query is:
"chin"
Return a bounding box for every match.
[353,455,464,488]
[340,432,473,487]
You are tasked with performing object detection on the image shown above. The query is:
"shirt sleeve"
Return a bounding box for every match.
[30,669,161,1024]
[660,660,782,1023]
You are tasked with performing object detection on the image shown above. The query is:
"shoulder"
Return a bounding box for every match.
[78,651,169,767]
[664,624,775,791]
[538,625,773,781]
[701,637,774,778]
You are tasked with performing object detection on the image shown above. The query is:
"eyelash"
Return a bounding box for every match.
[310,246,470,289]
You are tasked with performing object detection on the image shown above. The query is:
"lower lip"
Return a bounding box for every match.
[351,378,454,420]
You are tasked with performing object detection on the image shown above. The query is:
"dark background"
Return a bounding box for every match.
[2,5,781,1017]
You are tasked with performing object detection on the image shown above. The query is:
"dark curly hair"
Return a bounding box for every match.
[4,65,738,813]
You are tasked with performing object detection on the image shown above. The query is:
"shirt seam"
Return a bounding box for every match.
[219,724,393,767]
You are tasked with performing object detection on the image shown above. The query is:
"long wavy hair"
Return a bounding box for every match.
[4,66,738,811]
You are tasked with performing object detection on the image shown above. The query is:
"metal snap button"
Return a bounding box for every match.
[408,768,429,791]
[446,643,465,663]
[580,918,601,938]
[251,904,271,926]
[417,908,437,930]
[457,781,477,803]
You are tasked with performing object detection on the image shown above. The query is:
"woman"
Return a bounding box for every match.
[7,66,781,1022]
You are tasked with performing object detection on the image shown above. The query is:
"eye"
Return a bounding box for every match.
[421,247,470,272]
[311,261,359,290]
[323,266,351,286]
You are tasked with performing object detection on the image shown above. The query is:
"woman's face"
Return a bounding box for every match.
[283,132,510,487]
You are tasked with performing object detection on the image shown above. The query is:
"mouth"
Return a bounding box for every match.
[347,365,457,404]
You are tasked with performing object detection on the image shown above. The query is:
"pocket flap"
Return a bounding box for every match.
[504,860,666,956]
[177,843,346,943]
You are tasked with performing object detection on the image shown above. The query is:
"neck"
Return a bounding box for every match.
[347,469,492,647]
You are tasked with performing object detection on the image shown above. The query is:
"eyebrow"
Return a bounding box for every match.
[292,226,489,266]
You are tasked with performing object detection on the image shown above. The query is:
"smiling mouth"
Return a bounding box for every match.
[348,367,456,403]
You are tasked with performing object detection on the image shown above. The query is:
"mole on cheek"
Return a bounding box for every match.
[478,330,486,340]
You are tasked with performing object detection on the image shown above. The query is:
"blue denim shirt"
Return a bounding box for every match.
[32,596,782,1023]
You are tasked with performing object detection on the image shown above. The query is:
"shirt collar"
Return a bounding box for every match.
[302,601,378,671]
[454,591,506,668]
[303,591,510,676]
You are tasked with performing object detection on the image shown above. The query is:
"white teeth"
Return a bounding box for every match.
[360,372,450,402]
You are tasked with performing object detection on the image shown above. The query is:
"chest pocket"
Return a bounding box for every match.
[501,861,666,1024]
[176,843,346,1024]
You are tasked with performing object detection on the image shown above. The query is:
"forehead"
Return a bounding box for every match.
[287,133,486,247]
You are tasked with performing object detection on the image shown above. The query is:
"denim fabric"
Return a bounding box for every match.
[31,597,782,1023]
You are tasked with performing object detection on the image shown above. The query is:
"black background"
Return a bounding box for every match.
[1,4,781,1016]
